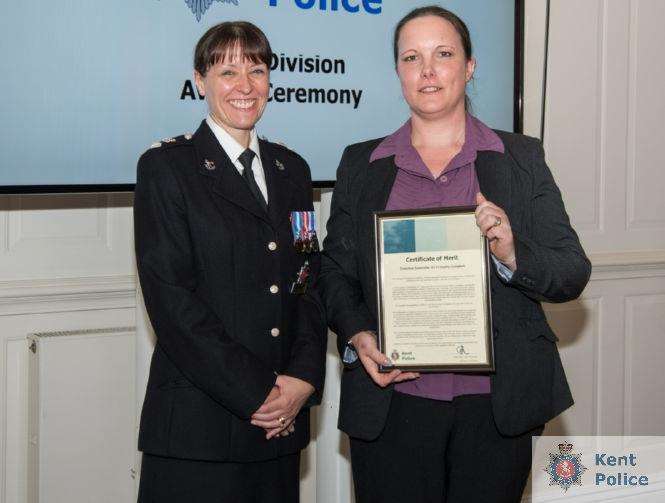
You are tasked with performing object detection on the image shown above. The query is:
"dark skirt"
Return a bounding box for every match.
[137,452,300,503]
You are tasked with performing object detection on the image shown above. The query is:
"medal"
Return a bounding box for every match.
[290,211,319,253]
[290,260,311,294]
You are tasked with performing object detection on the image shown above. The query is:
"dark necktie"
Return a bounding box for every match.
[238,149,267,212]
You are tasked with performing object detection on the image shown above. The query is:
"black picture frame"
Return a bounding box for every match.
[374,206,495,373]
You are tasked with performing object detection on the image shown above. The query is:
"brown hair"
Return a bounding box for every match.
[194,21,272,76]
[393,5,473,65]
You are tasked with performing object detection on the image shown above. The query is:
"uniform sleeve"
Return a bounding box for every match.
[319,147,376,359]
[284,286,328,406]
[508,141,592,302]
[134,151,276,419]
[282,157,328,406]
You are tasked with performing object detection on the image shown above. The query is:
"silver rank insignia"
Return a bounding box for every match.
[275,159,285,171]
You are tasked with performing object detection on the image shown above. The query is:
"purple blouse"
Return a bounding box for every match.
[371,114,504,401]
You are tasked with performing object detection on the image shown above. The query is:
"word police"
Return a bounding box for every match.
[595,453,649,487]
[268,0,382,14]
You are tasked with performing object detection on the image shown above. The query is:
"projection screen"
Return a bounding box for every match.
[0,0,520,191]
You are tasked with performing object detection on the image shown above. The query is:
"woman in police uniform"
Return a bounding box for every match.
[134,21,326,502]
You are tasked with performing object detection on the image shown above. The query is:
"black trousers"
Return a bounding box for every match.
[350,392,543,503]
[137,452,300,503]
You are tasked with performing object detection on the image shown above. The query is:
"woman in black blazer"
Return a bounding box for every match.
[134,22,326,502]
[319,6,591,503]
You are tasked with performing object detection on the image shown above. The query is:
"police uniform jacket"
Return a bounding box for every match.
[134,120,326,463]
[320,131,591,441]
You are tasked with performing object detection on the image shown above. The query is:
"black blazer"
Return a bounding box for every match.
[134,121,326,462]
[320,130,591,440]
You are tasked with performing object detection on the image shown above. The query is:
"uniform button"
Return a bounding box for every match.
[440,175,448,183]
[270,328,280,337]
[268,241,277,251]
[269,284,279,294]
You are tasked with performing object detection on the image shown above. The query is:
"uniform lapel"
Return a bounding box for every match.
[192,120,270,224]
[259,140,297,227]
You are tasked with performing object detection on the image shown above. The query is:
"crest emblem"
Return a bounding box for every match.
[184,0,239,22]
[203,159,216,171]
[544,442,588,492]
[390,350,399,361]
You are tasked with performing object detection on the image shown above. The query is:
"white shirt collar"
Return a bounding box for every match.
[206,115,261,164]
[205,115,268,203]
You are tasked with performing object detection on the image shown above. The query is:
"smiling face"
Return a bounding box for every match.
[396,15,475,121]
[194,46,269,144]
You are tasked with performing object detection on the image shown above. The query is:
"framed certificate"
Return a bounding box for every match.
[375,206,494,372]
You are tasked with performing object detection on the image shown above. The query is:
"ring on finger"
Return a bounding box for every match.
[493,216,502,227]
[278,416,287,427]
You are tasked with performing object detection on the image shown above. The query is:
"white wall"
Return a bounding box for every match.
[0,194,136,502]
[1,1,665,501]
[523,0,665,441]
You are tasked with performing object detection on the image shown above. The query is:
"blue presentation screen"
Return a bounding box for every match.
[0,0,516,187]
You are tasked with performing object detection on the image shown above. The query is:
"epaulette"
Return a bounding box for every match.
[147,133,193,151]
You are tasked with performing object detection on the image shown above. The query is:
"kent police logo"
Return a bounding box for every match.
[544,442,588,492]
[184,0,238,21]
